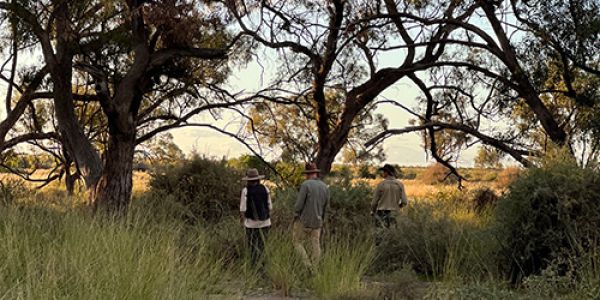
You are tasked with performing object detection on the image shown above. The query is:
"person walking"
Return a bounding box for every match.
[293,162,329,272]
[240,168,272,268]
[371,164,408,228]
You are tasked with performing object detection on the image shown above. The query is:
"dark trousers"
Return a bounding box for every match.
[246,226,270,267]
[374,210,396,228]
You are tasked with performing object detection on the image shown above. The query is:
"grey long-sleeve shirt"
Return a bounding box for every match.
[294,179,330,229]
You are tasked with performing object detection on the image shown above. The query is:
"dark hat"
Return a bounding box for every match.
[302,162,321,174]
[378,164,396,176]
[242,168,265,180]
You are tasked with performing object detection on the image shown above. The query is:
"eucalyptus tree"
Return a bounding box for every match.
[367,0,599,174]
[229,0,480,174]
[0,0,245,213]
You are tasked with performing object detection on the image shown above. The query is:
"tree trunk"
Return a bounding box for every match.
[65,170,77,196]
[48,2,103,193]
[93,132,135,216]
[315,137,347,176]
[316,147,336,176]
[315,101,358,176]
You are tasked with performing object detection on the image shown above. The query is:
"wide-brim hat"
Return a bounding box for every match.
[378,164,396,176]
[242,168,265,180]
[302,162,320,174]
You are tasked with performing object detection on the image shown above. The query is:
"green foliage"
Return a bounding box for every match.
[148,155,244,223]
[0,178,28,206]
[425,282,521,300]
[0,205,234,299]
[470,187,499,213]
[136,133,185,169]
[274,161,304,187]
[227,154,273,179]
[247,90,388,164]
[272,181,373,237]
[358,164,376,179]
[372,190,498,281]
[311,238,374,299]
[474,146,503,169]
[494,156,600,283]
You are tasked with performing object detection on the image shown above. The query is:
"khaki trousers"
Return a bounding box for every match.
[292,221,321,269]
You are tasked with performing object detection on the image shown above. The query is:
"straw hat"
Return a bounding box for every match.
[302,162,321,174]
[242,168,265,180]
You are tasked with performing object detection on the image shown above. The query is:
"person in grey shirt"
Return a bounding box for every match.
[293,162,330,271]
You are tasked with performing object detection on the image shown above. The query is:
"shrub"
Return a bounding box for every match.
[358,164,376,179]
[0,178,28,206]
[471,187,499,213]
[494,158,600,283]
[326,182,373,236]
[372,191,498,280]
[227,154,274,180]
[148,156,244,224]
[272,182,373,237]
[420,163,458,185]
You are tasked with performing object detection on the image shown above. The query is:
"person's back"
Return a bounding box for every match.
[374,178,407,211]
[293,162,330,272]
[371,164,408,228]
[295,178,329,228]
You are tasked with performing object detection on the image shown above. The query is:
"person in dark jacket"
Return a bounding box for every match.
[240,168,272,267]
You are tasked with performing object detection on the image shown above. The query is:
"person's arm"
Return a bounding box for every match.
[266,187,273,211]
[371,183,382,214]
[399,182,408,208]
[294,182,308,222]
[239,188,247,225]
[323,186,330,221]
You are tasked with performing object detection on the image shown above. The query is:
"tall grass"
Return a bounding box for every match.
[0,191,377,299]
[0,204,236,299]
[371,189,500,282]
[311,236,374,299]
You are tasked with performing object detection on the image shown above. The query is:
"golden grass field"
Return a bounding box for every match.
[1,167,506,200]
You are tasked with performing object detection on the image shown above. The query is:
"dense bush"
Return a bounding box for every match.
[494,158,600,283]
[148,156,244,223]
[227,154,274,180]
[271,180,373,237]
[372,190,498,280]
[470,187,499,213]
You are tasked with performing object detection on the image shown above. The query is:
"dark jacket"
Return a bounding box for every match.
[245,184,270,221]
